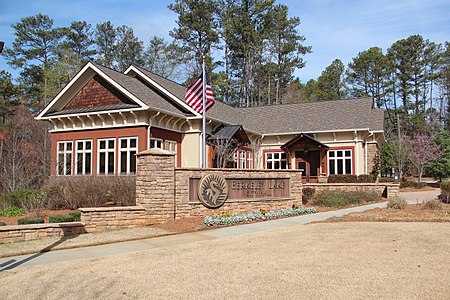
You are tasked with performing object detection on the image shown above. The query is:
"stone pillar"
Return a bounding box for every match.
[136,148,176,223]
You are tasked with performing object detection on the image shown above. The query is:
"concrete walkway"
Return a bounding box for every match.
[0,189,439,271]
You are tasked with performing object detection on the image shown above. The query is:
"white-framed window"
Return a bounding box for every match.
[165,140,177,153]
[98,138,115,175]
[75,140,92,175]
[328,149,353,175]
[240,151,246,169]
[265,151,288,169]
[119,137,138,174]
[150,138,163,149]
[57,141,73,176]
[247,152,253,169]
[232,152,238,168]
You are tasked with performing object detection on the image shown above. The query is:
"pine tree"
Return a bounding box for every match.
[315,59,346,101]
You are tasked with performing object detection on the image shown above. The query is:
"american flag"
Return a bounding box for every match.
[185,72,215,113]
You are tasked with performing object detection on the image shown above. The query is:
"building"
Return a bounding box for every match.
[36,62,385,183]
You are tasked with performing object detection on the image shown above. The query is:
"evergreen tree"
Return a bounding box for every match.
[95,21,117,68]
[315,59,346,100]
[61,21,96,67]
[346,47,389,108]
[169,0,220,77]
[115,25,144,72]
[0,71,19,125]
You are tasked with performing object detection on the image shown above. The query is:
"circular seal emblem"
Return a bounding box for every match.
[198,174,228,208]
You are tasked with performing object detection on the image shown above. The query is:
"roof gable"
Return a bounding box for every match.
[63,75,135,110]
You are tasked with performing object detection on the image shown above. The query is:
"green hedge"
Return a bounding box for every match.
[17,217,44,225]
[313,191,379,208]
[441,181,450,196]
[68,211,81,221]
[400,181,427,189]
[48,214,75,223]
[327,174,376,183]
[0,221,6,226]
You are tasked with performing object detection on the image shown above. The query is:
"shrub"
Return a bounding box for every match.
[400,180,427,189]
[379,177,395,183]
[0,221,5,226]
[43,176,136,209]
[421,199,442,211]
[388,196,407,209]
[0,190,44,210]
[357,175,376,183]
[48,214,75,223]
[302,187,316,204]
[313,191,378,207]
[0,206,26,217]
[327,175,358,183]
[68,211,81,221]
[440,181,450,196]
[17,217,45,225]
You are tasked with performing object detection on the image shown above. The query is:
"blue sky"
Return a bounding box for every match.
[0,0,449,83]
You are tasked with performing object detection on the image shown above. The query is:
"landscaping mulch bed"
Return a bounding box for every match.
[319,203,450,223]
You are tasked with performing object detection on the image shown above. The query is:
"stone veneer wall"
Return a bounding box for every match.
[175,168,302,219]
[366,143,379,174]
[305,183,400,198]
[79,206,146,233]
[0,222,85,244]
[136,149,303,223]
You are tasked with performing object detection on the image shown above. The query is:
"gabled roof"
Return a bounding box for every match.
[208,125,250,144]
[37,62,385,137]
[281,133,329,152]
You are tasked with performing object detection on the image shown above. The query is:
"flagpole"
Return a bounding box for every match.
[202,55,206,168]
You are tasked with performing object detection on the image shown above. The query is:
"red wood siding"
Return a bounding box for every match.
[64,75,134,110]
[150,127,182,167]
[50,126,147,175]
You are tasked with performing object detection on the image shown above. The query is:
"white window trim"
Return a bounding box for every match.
[56,141,73,176]
[328,149,353,175]
[240,151,246,169]
[97,138,116,175]
[75,139,92,175]
[247,152,253,169]
[150,138,163,149]
[265,151,288,170]
[164,140,177,153]
[119,137,138,175]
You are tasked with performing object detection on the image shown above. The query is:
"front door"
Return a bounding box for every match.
[296,151,320,183]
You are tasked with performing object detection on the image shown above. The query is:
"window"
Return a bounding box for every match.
[240,151,246,169]
[165,140,177,153]
[75,140,92,175]
[119,137,138,174]
[247,152,253,169]
[265,151,288,169]
[57,141,73,175]
[328,149,352,175]
[150,138,163,149]
[98,138,115,175]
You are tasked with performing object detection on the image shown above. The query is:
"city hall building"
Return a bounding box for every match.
[36,62,385,183]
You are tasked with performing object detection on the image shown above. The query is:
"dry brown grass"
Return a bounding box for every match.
[1,222,449,299]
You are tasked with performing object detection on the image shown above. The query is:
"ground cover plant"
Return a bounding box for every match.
[204,206,317,226]
[0,207,26,217]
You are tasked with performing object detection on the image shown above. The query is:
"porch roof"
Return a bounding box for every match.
[281,133,329,152]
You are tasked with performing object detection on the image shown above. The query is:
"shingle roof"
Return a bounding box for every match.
[238,98,384,134]
[43,62,384,135]
[209,125,250,144]
[94,63,192,117]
